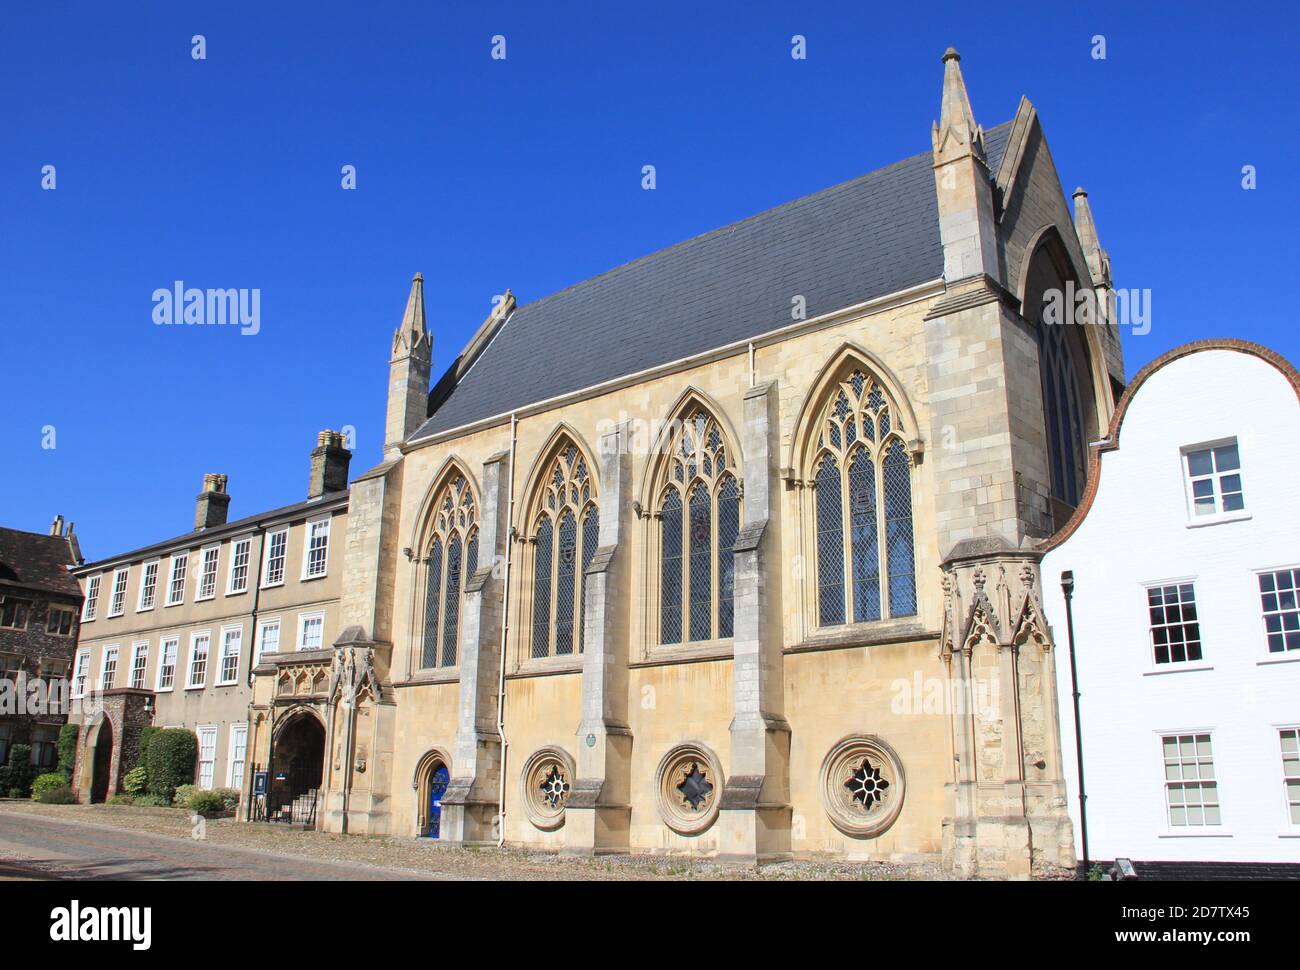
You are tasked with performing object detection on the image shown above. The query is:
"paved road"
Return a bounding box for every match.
[0,812,438,880]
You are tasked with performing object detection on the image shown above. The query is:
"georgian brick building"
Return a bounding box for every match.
[248,49,1124,876]
[0,518,83,773]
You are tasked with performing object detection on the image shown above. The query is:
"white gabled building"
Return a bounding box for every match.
[1040,340,1300,865]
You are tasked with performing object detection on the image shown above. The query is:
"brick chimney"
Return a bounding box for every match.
[308,430,351,499]
[195,474,231,529]
[49,514,64,536]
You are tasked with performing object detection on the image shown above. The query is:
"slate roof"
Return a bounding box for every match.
[73,490,350,574]
[0,527,82,598]
[413,122,1012,441]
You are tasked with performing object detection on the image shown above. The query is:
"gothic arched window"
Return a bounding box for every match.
[529,443,599,659]
[658,409,740,646]
[810,369,916,626]
[419,474,478,669]
[1038,322,1087,507]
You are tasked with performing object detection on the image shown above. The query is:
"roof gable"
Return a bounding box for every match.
[0,527,82,598]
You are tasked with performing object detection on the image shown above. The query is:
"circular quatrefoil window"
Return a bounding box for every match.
[521,747,576,831]
[655,743,724,835]
[819,735,906,837]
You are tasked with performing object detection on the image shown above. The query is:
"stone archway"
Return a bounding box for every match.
[89,717,114,803]
[413,748,452,839]
[269,711,325,816]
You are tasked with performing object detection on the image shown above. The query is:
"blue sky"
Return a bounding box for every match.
[2,2,1296,562]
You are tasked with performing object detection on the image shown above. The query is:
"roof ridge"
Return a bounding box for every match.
[416,120,1013,440]
[512,120,1014,319]
[74,489,351,572]
[510,147,927,318]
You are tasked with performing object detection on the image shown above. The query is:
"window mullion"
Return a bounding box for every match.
[710,482,720,641]
[876,448,889,619]
[549,530,560,659]
[839,459,852,621]
[437,534,450,666]
[681,489,691,633]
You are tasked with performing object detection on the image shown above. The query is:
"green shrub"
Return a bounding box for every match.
[136,725,159,765]
[56,724,79,782]
[122,765,149,796]
[188,791,226,816]
[36,784,76,805]
[133,794,170,807]
[0,744,36,798]
[144,729,196,801]
[30,772,68,801]
[212,787,241,812]
[172,784,199,808]
[106,794,134,806]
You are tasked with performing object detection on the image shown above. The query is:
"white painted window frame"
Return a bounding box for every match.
[197,724,218,790]
[254,616,281,666]
[129,640,149,689]
[107,567,129,618]
[196,545,220,601]
[227,722,248,790]
[186,630,211,690]
[226,536,252,595]
[262,527,288,588]
[1180,437,1249,526]
[216,624,242,685]
[1279,725,1300,830]
[1158,729,1224,831]
[137,559,160,611]
[82,574,101,621]
[302,516,331,580]
[297,611,325,651]
[98,644,119,690]
[71,650,91,698]
[156,635,179,692]
[165,553,188,607]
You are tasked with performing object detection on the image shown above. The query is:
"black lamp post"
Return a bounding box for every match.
[1060,570,1089,874]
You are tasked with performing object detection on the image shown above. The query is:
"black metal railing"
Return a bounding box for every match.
[245,762,319,827]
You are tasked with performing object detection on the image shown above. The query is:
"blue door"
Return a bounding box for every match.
[427,764,450,837]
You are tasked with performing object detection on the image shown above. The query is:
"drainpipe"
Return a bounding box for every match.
[495,412,518,847]
[1060,570,1089,874]
[241,525,266,820]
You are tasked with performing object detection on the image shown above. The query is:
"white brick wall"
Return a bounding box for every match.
[1042,348,1300,862]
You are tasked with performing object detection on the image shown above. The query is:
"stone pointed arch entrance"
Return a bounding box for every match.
[89,716,114,803]
[269,709,325,820]
[413,748,452,838]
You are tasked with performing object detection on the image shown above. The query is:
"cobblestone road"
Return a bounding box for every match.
[0,802,962,880]
[0,811,442,880]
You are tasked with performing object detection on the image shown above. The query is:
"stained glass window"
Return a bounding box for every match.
[529,441,600,658]
[661,490,684,645]
[1039,322,1086,507]
[418,475,477,669]
[716,476,740,639]
[441,536,462,667]
[658,409,738,645]
[810,369,916,627]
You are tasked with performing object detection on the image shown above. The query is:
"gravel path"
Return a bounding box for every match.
[0,801,958,881]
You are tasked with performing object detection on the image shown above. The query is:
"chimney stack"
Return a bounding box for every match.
[308,430,351,499]
[195,474,231,529]
[50,514,64,536]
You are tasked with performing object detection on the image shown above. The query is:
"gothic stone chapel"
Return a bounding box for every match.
[249,50,1123,877]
